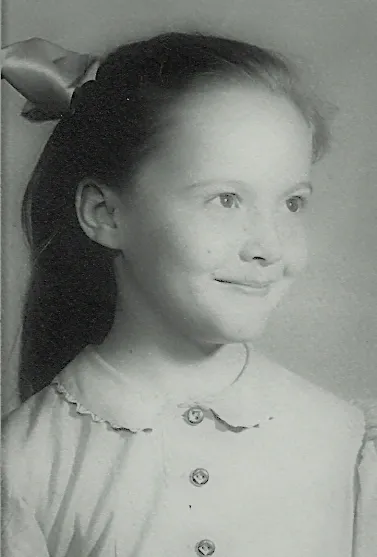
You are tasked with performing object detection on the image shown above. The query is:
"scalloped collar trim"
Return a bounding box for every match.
[52,378,132,431]
[51,346,301,433]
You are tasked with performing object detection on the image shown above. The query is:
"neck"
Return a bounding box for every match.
[96,295,249,401]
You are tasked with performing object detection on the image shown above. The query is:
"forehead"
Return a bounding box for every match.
[142,82,313,191]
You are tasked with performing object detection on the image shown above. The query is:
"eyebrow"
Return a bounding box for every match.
[284,181,313,196]
[188,179,313,195]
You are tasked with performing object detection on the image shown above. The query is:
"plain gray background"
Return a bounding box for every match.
[2,0,377,415]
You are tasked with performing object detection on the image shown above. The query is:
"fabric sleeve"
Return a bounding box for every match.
[353,402,377,557]
[1,405,51,557]
[1,490,51,557]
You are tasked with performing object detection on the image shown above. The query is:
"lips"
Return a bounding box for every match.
[215,279,273,289]
[214,278,276,298]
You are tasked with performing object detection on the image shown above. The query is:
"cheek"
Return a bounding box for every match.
[150,216,237,273]
[133,221,222,277]
[280,220,308,275]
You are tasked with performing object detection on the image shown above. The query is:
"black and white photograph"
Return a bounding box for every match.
[2,1,377,555]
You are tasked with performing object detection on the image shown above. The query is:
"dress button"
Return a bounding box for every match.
[195,539,216,556]
[185,406,204,425]
[190,468,209,486]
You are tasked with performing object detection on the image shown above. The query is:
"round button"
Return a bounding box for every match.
[195,539,215,556]
[185,406,204,425]
[190,468,209,486]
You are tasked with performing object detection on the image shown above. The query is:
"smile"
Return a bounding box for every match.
[215,279,273,296]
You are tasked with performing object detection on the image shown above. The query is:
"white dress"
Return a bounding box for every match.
[2,346,377,557]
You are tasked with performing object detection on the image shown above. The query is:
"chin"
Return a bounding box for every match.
[193,311,272,346]
[175,286,287,346]
[224,319,270,344]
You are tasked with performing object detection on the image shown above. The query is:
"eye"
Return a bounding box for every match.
[211,193,241,209]
[286,195,306,213]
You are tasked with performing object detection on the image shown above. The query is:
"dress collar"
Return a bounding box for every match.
[53,345,289,433]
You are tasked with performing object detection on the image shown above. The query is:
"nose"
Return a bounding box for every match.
[239,213,282,266]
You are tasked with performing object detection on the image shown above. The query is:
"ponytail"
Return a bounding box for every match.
[19,123,118,400]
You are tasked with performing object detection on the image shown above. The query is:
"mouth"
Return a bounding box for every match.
[214,278,273,296]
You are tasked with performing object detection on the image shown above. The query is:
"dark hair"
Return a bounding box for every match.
[19,31,329,401]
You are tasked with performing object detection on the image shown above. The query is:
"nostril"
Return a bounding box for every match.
[253,256,269,267]
[240,238,282,265]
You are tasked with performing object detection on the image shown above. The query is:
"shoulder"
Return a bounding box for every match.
[3,350,94,456]
[2,385,65,510]
[2,371,99,493]
[3,385,62,449]
[2,385,65,480]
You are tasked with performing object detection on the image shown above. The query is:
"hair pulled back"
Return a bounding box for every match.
[19,31,329,400]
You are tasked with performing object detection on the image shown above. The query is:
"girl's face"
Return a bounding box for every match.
[116,83,313,345]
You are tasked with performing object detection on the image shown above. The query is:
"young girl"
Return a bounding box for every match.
[2,31,376,557]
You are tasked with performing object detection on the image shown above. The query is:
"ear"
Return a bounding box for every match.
[76,179,124,250]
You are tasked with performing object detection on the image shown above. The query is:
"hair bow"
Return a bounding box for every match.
[1,38,100,121]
